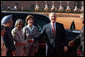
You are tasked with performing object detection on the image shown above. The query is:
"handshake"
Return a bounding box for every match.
[27,38,34,43]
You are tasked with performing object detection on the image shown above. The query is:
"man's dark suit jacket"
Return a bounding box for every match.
[35,22,67,56]
[3,27,16,56]
[74,26,84,56]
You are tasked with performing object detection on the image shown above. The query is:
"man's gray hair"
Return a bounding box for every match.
[49,12,56,20]
[14,19,23,27]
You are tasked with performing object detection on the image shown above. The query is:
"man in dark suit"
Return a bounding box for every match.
[34,12,68,56]
[68,13,84,56]
[1,15,16,56]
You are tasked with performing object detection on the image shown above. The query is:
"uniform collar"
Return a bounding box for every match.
[27,24,34,31]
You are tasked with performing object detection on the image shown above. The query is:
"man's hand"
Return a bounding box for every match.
[28,39,34,43]
[68,40,75,47]
[64,46,68,53]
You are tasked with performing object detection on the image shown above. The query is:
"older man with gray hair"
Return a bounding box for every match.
[35,12,68,56]
[11,19,27,56]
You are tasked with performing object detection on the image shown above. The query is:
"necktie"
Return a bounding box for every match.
[52,23,55,36]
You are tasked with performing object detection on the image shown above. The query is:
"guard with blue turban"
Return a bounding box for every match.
[1,15,16,56]
[1,15,12,25]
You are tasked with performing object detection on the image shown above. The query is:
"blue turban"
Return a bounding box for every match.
[1,15,12,25]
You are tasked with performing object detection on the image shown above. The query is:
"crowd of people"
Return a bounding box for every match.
[1,12,84,56]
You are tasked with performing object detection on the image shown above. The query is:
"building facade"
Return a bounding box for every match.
[1,1,83,11]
